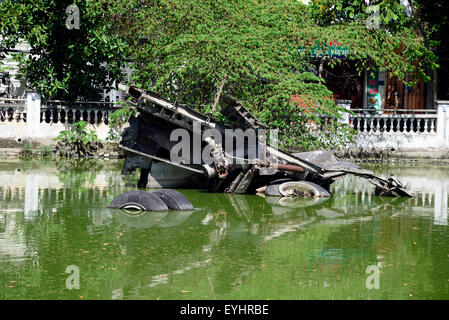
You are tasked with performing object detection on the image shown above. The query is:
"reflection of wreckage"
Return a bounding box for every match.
[118,85,411,200]
[103,192,409,295]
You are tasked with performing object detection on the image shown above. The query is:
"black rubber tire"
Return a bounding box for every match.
[278,181,331,198]
[151,189,194,210]
[264,178,294,196]
[108,190,169,211]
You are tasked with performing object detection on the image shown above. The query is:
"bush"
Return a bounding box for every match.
[54,121,103,157]
[19,142,34,158]
[39,145,54,158]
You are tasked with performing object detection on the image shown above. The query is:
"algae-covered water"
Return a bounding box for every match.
[0,159,448,299]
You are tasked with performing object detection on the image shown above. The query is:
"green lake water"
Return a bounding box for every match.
[0,159,448,300]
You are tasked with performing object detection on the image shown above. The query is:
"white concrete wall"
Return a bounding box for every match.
[26,122,111,141]
[0,118,111,141]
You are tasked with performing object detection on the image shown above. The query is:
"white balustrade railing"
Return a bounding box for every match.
[0,97,119,126]
[2,91,449,151]
[348,111,438,134]
[338,101,449,150]
[41,101,118,125]
[0,98,27,122]
[0,91,122,140]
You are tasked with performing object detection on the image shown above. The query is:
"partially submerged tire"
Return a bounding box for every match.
[278,181,331,198]
[108,190,169,211]
[264,178,294,196]
[151,189,194,211]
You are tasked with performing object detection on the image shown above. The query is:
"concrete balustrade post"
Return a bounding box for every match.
[26,90,41,138]
[436,101,449,147]
[336,100,351,125]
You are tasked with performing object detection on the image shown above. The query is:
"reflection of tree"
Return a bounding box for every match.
[55,159,104,190]
[204,195,264,296]
[2,164,449,299]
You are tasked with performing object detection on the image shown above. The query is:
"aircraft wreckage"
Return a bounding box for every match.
[108,85,411,211]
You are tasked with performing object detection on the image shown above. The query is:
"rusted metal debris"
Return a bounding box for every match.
[117,85,411,198]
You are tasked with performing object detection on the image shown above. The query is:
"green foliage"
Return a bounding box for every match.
[39,145,54,158]
[54,120,102,157]
[281,119,357,151]
[0,0,129,100]
[308,0,438,82]
[113,0,436,150]
[107,99,137,142]
[56,120,99,145]
[309,0,411,29]
[1,0,440,150]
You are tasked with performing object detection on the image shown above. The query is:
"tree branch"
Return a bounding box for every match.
[210,75,227,114]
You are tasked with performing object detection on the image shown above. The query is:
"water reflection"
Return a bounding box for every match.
[332,165,449,226]
[0,160,448,299]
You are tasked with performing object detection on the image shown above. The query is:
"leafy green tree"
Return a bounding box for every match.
[0,0,129,100]
[0,0,438,150]
[411,0,449,99]
[415,0,449,44]
[309,0,438,78]
[114,0,435,149]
